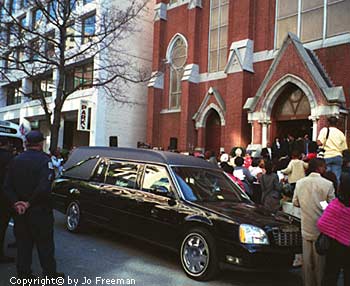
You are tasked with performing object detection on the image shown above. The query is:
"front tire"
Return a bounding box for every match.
[66,201,82,233]
[180,228,219,281]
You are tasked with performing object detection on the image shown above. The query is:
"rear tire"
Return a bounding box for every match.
[66,201,82,233]
[180,228,219,281]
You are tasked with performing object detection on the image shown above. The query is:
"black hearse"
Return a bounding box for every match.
[52,147,301,281]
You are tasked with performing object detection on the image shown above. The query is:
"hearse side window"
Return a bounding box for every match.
[91,161,108,182]
[142,165,174,198]
[106,161,140,189]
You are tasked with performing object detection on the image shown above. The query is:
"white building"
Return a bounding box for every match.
[0,0,153,152]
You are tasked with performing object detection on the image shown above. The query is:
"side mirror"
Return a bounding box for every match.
[151,186,169,195]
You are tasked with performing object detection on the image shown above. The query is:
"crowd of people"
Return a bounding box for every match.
[200,116,349,286]
[0,116,349,285]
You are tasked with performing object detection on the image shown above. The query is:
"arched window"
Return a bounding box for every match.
[168,36,187,109]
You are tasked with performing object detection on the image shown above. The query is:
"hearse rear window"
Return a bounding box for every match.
[106,161,140,189]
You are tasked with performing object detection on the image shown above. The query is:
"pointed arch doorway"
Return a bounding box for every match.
[205,109,221,154]
[271,83,312,140]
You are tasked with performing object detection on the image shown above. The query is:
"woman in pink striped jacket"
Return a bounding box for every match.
[317,170,350,286]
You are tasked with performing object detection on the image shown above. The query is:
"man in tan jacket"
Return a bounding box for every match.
[317,116,348,185]
[293,158,335,286]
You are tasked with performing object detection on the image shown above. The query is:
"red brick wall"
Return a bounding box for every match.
[147,1,350,151]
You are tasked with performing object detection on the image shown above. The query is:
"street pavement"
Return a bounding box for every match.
[0,211,304,286]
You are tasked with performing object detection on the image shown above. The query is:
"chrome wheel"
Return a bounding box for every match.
[181,232,210,276]
[66,202,80,232]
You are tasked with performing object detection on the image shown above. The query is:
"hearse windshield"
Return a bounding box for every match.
[172,167,250,203]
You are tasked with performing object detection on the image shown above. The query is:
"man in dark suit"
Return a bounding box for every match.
[261,142,273,161]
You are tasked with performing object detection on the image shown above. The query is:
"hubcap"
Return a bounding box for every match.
[67,203,80,230]
[182,233,209,275]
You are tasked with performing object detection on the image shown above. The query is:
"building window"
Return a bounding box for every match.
[327,0,350,37]
[3,53,9,73]
[48,0,58,20]
[32,73,54,98]
[6,82,22,105]
[8,23,18,43]
[8,50,17,69]
[208,0,229,73]
[30,38,40,61]
[9,0,17,14]
[81,14,95,44]
[16,48,25,68]
[83,0,93,5]
[70,0,77,11]
[0,2,6,18]
[45,32,55,57]
[74,61,93,89]
[168,36,187,109]
[65,23,76,50]
[65,61,93,93]
[276,0,350,48]
[20,0,28,9]
[20,16,27,27]
[18,16,26,38]
[32,9,43,30]
[4,24,10,45]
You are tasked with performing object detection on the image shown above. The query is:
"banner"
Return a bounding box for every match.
[77,100,90,131]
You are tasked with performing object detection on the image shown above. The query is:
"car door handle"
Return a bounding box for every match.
[150,208,158,216]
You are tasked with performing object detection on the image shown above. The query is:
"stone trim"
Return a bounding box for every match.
[154,2,167,21]
[198,71,227,82]
[148,71,164,89]
[188,0,202,9]
[193,87,226,129]
[167,0,189,10]
[182,64,199,83]
[261,74,317,119]
[225,39,254,74]
[243,33,346,113]
[160,108,181,114]
[194,103,226,129]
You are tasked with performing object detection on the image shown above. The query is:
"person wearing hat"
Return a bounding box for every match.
[3,130,64,279]
[317,116,348,185]
[0,137,15,263]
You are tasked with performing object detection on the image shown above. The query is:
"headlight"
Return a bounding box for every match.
[239,224,269,245]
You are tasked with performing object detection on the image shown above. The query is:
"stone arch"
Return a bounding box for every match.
[196,103,226,129]
[261,74,317,121]
[166,33,188,63]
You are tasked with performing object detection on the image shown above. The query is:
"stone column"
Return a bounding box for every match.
[261,121,268,147]
[309,116,319,141]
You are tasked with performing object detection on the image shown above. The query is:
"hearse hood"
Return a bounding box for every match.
[192,201,299,227]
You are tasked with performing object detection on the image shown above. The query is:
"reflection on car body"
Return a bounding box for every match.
[52,147,301,281]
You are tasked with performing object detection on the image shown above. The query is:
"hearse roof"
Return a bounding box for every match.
[62,147,219,180]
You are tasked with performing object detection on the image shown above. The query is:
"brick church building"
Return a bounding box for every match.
[147,0,350,154]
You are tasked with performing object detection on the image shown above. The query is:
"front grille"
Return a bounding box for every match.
[271,226,302,247]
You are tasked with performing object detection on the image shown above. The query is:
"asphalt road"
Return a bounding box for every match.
[0,211,303,286]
